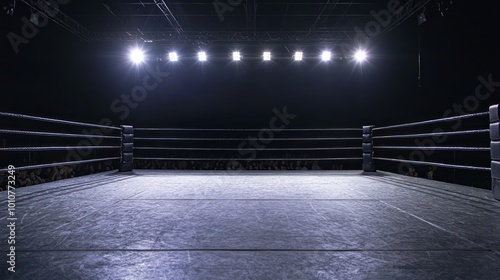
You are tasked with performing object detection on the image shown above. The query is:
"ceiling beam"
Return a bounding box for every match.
[376,0,431,39]
[153,0,183,34]
[88,29,357,44]
[20,0,90,40]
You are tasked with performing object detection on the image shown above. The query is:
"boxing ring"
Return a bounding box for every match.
[1,109,500,279]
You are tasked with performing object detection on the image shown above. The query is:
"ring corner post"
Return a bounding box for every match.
[489,105,500,200]
[362,125,376,172]
[119,125,134,172]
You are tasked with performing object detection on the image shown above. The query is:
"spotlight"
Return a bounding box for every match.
[263,52,271,61]
[169,52,178,62]
[232,52,241,61]
[354,50,367,63]
[130,48,145,64]
[294,52,303,61]
[321,51,332,61]
[198,52,207,61]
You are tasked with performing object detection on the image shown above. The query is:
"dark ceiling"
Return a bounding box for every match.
[18,0,431,44]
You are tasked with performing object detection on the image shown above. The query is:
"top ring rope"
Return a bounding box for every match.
[134,137,362,141]
[133,128,362,132]
[373,112,488,131]
[0,112,121,131]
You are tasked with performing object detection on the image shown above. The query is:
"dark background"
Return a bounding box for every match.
[0,1,498,128]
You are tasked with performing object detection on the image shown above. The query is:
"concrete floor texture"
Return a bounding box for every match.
[1,170,499,279]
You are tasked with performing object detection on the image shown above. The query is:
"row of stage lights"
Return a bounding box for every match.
[129,49,368,64]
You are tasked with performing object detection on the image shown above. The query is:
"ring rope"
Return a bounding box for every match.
[0,129,121,139]
[372,129,489,140]
[373,146,490,152]
[373,157,491,171]
[373,112,489,131]
[0,112,120,131]
[134,147,362,151]
[0,146,121,152]
[134,137,362,141]
[135,157,363,161]
[134,128,362,132]
[0,157,120,173]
